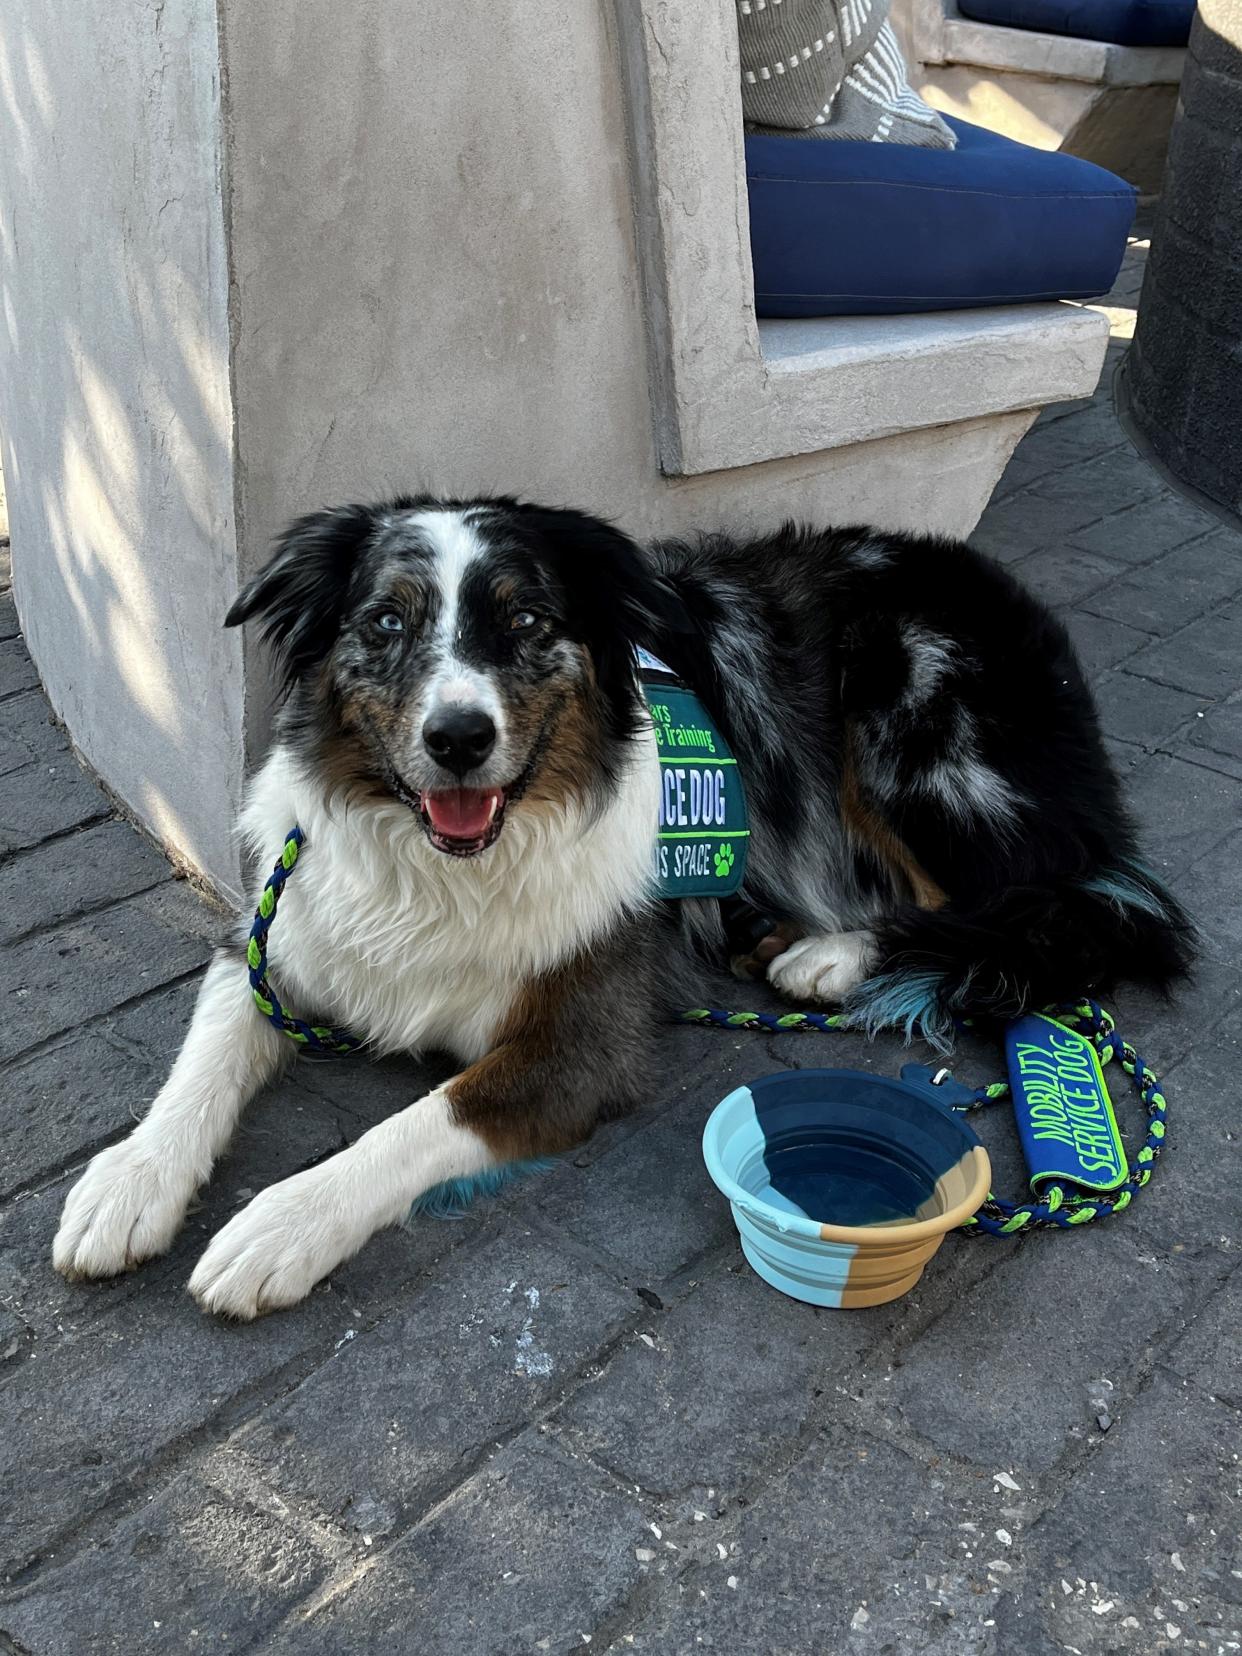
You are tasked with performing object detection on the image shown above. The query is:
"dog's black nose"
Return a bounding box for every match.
[422,708,497,776]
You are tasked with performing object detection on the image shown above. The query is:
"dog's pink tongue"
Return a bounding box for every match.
[422,787,502,839]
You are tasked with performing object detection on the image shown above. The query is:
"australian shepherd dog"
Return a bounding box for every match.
[53,498,1193,1316]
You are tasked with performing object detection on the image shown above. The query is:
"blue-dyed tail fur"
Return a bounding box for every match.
[843,859,1195,1047]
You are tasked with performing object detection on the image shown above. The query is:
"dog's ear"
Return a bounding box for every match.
[506,503,692,743]
[508,504,689,653]
[225,504,377,686]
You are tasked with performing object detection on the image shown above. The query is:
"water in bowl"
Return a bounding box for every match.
[756,1136,938,1228]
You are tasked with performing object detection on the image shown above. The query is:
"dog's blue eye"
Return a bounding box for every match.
[375,612,404,634]
[509,610,538,632]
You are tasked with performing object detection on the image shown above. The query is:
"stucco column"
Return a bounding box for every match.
[0,0,247,896]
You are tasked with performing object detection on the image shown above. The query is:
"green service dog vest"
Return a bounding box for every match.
[636,648,750,900]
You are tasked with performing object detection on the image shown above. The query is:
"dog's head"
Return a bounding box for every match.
[227,497,681,856]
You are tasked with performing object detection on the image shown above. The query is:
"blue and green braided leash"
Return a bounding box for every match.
[250,828,1169,1236]
[247,828,361,1055]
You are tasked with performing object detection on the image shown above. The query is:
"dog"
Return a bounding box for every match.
[52,497,1194,1317]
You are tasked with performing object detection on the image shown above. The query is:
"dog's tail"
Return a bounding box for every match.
[844,858,1196,1049]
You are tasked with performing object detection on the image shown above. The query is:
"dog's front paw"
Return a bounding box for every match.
[768,931,877,1004]
[188,1163,363,1320]
[54,1139,195,1280]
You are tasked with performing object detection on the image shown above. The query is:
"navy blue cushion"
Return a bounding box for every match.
[746,117,1136,317]
[957,0,1193,47]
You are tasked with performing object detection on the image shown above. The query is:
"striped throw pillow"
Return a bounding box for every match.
[737,0,956,148]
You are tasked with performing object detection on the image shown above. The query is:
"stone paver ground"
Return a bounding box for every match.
[2,233,1240,1655]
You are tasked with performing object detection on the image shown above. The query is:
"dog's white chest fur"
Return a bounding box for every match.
[241,740,658,1063]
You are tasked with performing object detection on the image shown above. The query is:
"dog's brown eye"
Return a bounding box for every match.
[509,610,538,632]
[374,612,404,635]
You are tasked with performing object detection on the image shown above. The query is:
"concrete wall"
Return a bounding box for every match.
[0,0,243,888]
[0,0,1069,897]
[217,0,1023,564]
[218,3,653,581]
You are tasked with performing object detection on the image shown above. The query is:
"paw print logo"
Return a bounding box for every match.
[713,842,735,880]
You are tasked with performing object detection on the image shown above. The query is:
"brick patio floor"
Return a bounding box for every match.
[2,235,1240,1655]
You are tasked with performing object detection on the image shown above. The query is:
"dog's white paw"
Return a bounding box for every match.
[768,930,877,1004]
[53,1138,195,1280]
[188,1162,363,1320]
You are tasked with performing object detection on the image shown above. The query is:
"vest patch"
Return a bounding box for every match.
[639,655,750,899]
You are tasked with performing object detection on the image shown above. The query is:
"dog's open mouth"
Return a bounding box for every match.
[418,787,507,857]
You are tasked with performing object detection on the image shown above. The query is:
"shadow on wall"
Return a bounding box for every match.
[0,2,245,898]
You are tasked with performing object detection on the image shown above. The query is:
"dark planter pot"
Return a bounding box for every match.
[1118,0,1242,529]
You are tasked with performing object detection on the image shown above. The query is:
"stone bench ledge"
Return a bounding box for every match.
[940,16,1186,85]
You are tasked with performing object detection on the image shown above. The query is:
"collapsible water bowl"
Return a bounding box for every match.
[702,1069,991,1308]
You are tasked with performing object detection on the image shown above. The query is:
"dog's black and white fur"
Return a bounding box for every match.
[53,498,1193,1317]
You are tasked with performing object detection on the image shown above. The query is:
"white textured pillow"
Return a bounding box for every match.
[737,0,956,148]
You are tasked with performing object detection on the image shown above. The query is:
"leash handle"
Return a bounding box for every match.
[956,1002,1167,1234]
